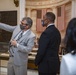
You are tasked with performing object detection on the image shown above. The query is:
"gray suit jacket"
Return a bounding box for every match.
[0,23,35,66]
[60,53,76,75]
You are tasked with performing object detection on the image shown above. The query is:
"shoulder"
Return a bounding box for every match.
[62,53,75,63]
[62,53,71,58]
[61,53,76,75]
[61,53,74,67]
[47,25,60,33]
[62,53,76,60]
[29,31,36,38]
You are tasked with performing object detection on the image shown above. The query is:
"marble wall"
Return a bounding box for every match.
[26,0,72,39]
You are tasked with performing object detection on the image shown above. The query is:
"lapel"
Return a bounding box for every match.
[18,29,31,43]
[11,25,21,40]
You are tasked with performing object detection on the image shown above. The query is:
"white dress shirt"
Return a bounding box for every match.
[47,23,54,27]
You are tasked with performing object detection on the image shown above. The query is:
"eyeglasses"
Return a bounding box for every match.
[21,21,28,26]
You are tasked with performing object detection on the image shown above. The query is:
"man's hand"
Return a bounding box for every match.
[10,39,17,46]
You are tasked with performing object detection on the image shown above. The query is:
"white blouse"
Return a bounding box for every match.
[60,53,76,75]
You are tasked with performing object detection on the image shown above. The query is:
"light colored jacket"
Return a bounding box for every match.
[60,53,76,75]
[0,23,36,66]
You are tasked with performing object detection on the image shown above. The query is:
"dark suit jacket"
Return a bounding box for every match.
[35,25,61,73]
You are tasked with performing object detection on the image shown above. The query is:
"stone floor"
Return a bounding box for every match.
[0,67,38,75]
[0,60,60,75]
[0,60,38,75]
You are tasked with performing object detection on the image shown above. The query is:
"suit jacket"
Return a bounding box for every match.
[60,53,76,75]
[35,25,61,73]
[0,23,35,66]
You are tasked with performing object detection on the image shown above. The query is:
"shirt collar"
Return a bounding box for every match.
[23,29,30,35]
[47,23,54,27]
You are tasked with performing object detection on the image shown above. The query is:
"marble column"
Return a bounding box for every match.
[71,0,76,18]
[27,9,31,17]
[19,0,26,22]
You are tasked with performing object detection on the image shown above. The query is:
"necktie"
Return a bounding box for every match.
[17,31,23,41]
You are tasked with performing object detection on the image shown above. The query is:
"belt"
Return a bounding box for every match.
[9,55,14,57]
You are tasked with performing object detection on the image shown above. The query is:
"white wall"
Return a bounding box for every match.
[0,0,20,24]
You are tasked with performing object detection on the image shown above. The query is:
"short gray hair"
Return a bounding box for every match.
[22,17,33,28]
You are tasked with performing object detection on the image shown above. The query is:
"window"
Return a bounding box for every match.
[57,7,61,17]
[37,10,42,19]
[0,11,17,42]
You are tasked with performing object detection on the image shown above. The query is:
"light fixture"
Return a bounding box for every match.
[14,0,19,7]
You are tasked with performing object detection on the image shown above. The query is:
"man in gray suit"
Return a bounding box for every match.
[0,17,36,75]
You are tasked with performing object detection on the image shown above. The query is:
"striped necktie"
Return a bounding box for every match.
[17,31,24,41]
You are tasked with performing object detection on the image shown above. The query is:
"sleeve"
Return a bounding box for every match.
[35,32,50,65]
[0,23,16,32]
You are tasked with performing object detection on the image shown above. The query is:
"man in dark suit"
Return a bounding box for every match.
[35,12,61,75]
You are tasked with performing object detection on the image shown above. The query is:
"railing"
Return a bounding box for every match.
[0,42,9,53]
